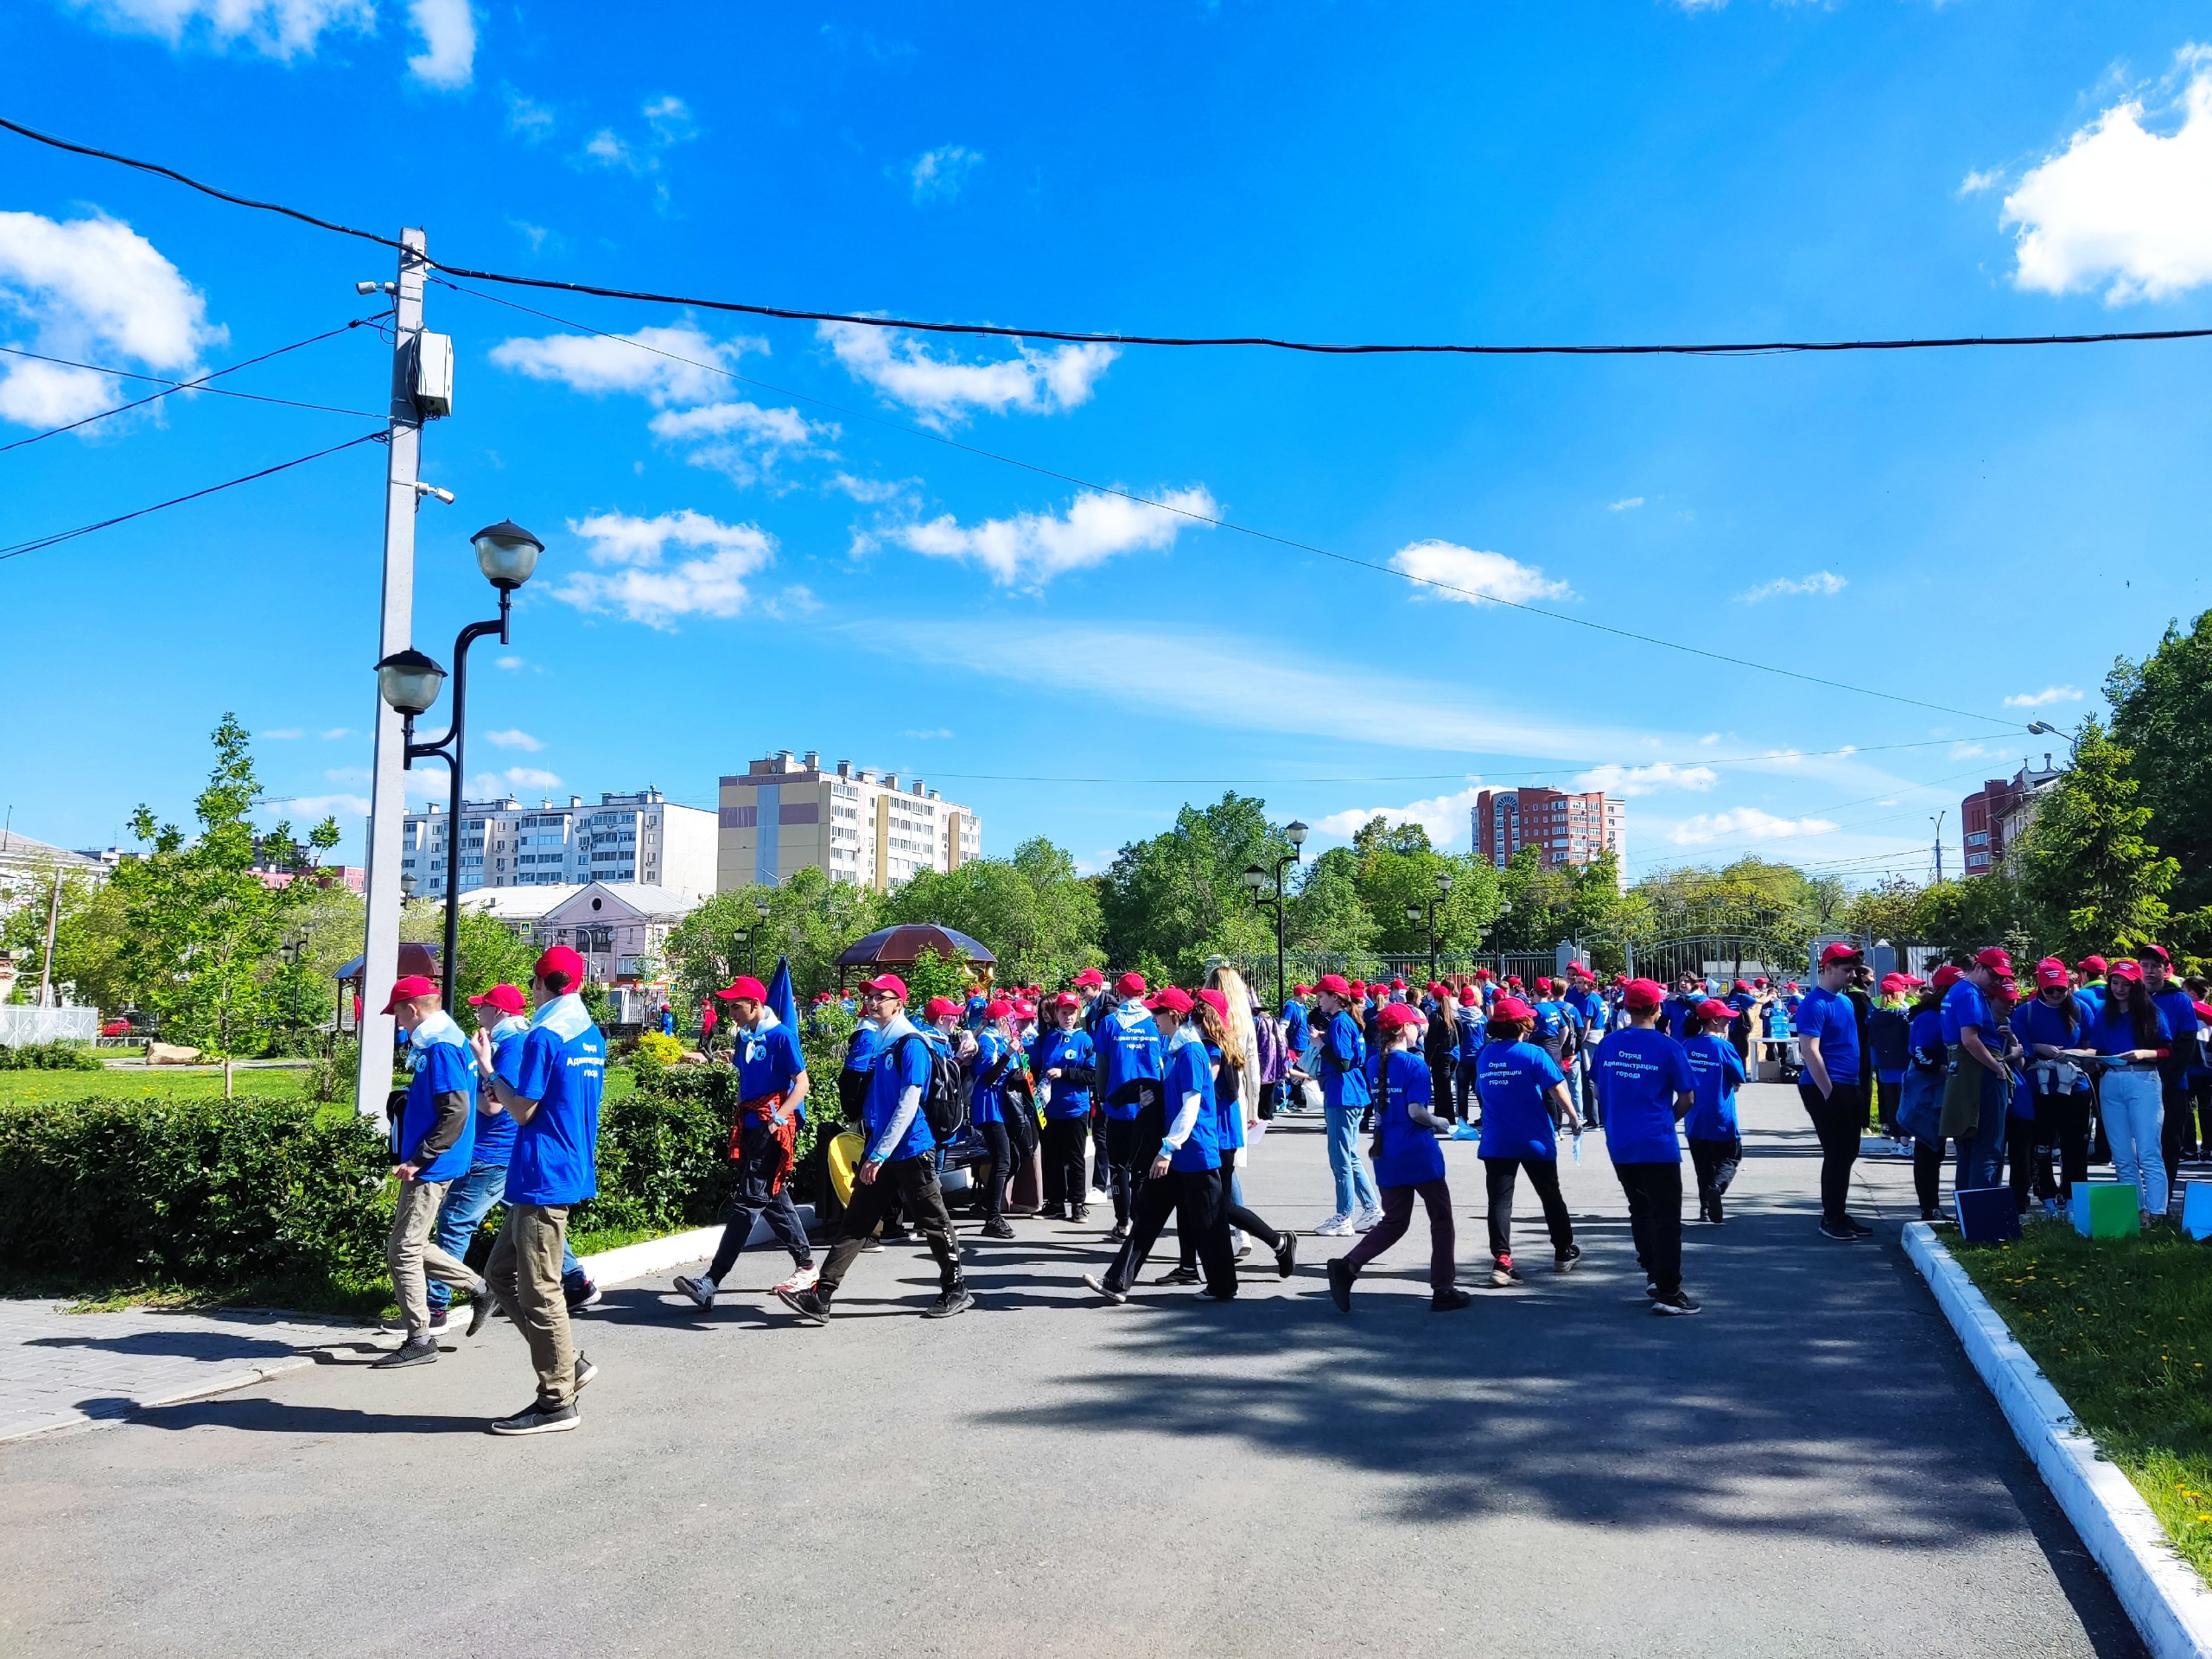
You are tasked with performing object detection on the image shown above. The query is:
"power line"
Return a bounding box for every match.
[0,429,386,564]
[435,276,2026,730]
[8,112,2212,360]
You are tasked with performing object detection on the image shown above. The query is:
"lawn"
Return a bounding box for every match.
[0,1065,314,1108]
[1955,1222,2212,1588]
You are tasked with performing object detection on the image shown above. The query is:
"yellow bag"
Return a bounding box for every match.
[827,1129,867,1208]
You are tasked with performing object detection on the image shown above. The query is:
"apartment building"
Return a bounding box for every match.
[717,749,981,893]
[1474,787,1625,876]
[1961,754,2064,874]
[400,788,716,901]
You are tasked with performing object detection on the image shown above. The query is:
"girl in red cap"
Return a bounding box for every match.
[1325,1002,1468,1313]
[1473,995,1580,1284]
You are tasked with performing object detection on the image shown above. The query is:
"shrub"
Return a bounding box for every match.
[0,1041,105,1072]
[305,1039,363,1104]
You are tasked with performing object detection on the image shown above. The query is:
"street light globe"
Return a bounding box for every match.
[1286,820,1309,849]
[753,895,772,921]
[374,648,448,716]
[472,520,543,590]
[1242,864,1269,892]
[1437,868,1455,895]
[1405,905,1421,923]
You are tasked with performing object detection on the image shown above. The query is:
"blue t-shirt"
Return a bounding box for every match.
[1681,1032,1745,1141]
[1095,1002,1165,1120]
[1477,1039,1566,1160]
[399,1016,477,1182]
[864,1022,939,1163]
[2012,996,2090,1091]
[1162,1030,1220,1173]
[470,1016,528,1166]
[842,1021,881,1077]
[2152,987,2200,1072]
[1031,1027,1095,1119]
[504,997,605,1206]
[969,1028,1011,1125]
[1907,1007,1946,1066]
[1940,978,1995,1047]
[1371,1050,1446,1186]
[1319,1009,1371,1109]
[1795,985,1861,1084]
[734,1015,807,1108]
[1591,1026,1694,1164]
[2087,997,2173,1058]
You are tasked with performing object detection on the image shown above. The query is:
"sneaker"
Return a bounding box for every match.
[466,1282,498,1337]
[1843,1217,1874,1237]
[1154,1265,1203,1287]
[1233,1239,1253,1261]
[1645,1281,1662,1300]
[573,1351,598,1393]
[1651,1291,1701,1317]
[770,1265,818,1297]
[1313,1212,1355,1238]
[1919,1206,1942,1223]
[1069,1205,1090,1224]
[426,1309,449,1332]
[488,1400,579,1436]
[1554,1244,1582,1274]
[1431,1287,1472,1313]
[1819,1219,1860,1242]
[1325,1257,1354,1313]
[1353,1206,1385,1234]
[1083,1272,1128,1306]
[861,1235,884,1252]
[370,1336,439,1370]
[1038,1204,1068,1221]
[981,1219,1016,1240]
[1273,1231,1298,1279]
[564,1280,602,1312]
[777,1287,831,1325]
[881,1228,915,1245]
[923,1286,974,1319]
[1106,1220,1130,1243]
[673,1274,717,1310]
[1197,1286,1237,1302]
[1489,1264,1523,1289]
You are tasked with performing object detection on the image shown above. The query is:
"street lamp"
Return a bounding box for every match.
[1241,818,1307,1007]
[279,930,306,1033]
[376,519,543,1014]
[1407,867,1454,982]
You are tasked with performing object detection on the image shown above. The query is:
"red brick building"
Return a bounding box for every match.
[1474,787,1624,874]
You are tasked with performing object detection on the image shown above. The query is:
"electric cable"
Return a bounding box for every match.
[7,113,2212,359]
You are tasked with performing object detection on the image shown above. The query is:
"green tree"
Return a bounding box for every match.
[2107,609,2212,913]
[1912,868,2040,965]
[1286,845,1378,958]
[2016,719,2177,959]
[1,866,132,1013]
[1098,792,1289,985]
[109,715,340,1062]
[884,836,1104,988]
[662,865,881,1021]
[1344,817,1501,960]
[1843,876,1924,950]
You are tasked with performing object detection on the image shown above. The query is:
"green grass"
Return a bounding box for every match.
[1955,1221,2212,1587]
[0,1065,311,1108]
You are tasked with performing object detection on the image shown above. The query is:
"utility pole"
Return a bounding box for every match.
[1931,810,1945,884]
[355,228,429,1119]
[37,870,60,1007]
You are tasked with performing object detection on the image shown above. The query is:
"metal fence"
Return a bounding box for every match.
[1230,947,1580,1005]
[0,1006,99,1046]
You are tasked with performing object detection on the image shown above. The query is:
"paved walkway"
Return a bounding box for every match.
[0,1085,2145,1657]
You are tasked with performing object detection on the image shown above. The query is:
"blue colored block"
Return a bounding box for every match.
[2181,1183,2212,1242]
[1955,1185,2021,1243]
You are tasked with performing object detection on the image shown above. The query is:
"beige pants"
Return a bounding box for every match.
[388,1177,477,1339]
[486,1203,575,1408]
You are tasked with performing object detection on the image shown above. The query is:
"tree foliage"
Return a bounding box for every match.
[2107,609,2212,915]
[885,837,1104,988]
[1098,793,1288,985]
[2017,719,2177,959]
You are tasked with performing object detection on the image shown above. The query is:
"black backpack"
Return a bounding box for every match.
[898,1033,969,1141]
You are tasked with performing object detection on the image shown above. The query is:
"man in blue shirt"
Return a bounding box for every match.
[375,974,493,1370]
[779,973,969,1325]
[1591,979,1700,1315]
[467,945,606,1435]
[1093,971,1166,1241]
[675,975,816,1313]
[2140,945,2202,1180]
[1796,943,1872,1241]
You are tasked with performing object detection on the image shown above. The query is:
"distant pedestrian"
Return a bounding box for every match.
[1681,999,1747,1224]
[1310,973,1380,1236]
[1032,992,1096,1221]
[1474,995,1580,1285]
[1093,973,1166,1240]
[1796,943,1872,1242]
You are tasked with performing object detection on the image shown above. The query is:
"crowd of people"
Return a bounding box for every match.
[371,936,2208,1434]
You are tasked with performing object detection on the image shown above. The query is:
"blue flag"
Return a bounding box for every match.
[766,956,804,1123]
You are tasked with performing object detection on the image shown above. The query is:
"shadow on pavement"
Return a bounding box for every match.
[77,1395,486,1435]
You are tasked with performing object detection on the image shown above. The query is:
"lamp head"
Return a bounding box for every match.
[1405,905,1421,923]
[1286,820,1308,849]
[374,648,447,717]
[471,520,543,590]
[1437,868,1455,895]
[1241,864,1268,893]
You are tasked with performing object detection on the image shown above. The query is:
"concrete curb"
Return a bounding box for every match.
[1904,1220,2212,1659]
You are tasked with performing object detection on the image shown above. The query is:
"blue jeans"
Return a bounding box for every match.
[1325,1105,1380,1217]
[426,1160,588,1311]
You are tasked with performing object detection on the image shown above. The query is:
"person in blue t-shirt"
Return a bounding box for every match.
[674,975,816,1313]
[1474,995,1581,1284]
[467,946,606,1435]
[1899,969,1959,1220]
[1796,943,1872,1241]
[2139,945,2202,1185]
[2012,957,2094,1213]
[1032,993,1097,1222]
[779,974,969,1325]
[967,998,1026,1241]
[1940,947,2018,1195]
[2080,960,2175,1222]
[1454,983,1487,1124]
[1590,979,1699,1315]
[1681,1000,1748,1224]
[1325,1003,1470,1313]
[1093,972,1166,1239]
[375,974,491,1369]
[426,982,595,1327]
[1309,974,1380,1236]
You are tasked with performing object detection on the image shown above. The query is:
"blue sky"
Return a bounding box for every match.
[3,1,2209,886]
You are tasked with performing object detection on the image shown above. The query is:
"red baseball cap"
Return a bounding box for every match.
[1731,979,1751,992]
[1389,978,1407,990]
[1071,968,1106,988]
[1878,974,1907,994]
[1050,990,1079,1010]
[860,972,908,998]
[1695,998,1735,1021]
[1315,973,1351,998]
[985,999,1015,1020]
[1148,986,1193,1014]
[2108,959,2145,983]
[2138,944,2173,966]
[1293,983,1312,996]
[533,944,585,990]
[1351,980,1368,995]
[1491,995,1535,1023]
[2033,957,2069,989]
[1975,947,2016,976]
[1623,978,1667,1013]
[2077,956,2107,976]
[1818,942,1864,967]
[925,996,963,1019]
[1377,1002,1423,1032]
[1930,964,1963,992]
[383,973,438,1013]
[1115,972,1148,997]
[1195,988,1228,1020]
[1475,969,1493,980]
[1535,976,1554,994]
[2194,1001,2212,1024]
[1569,963,1595,981]
[714,975,768,1003]
[467,982,524,1016]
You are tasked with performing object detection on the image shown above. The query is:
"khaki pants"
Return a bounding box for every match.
[486,1203,575,1408]
[388,1176,476,1339]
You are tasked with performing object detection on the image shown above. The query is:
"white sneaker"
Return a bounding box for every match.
[771,1265,818,1296]
[1353,1206,1385,1234]
[1313,1212,1355,1237]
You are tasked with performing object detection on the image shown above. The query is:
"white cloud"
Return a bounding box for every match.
[909,144,982,204]
[1735,570,1847,603]
[1669,808,1839,845]
[404,0,473,88]
[1388,540,1575,607]
[503,85,555,140]
[576,94,699,201]
[648,398,830,486]
[1670,0,1728,11]
[1573,761,1719,797]
[1951,741,2000,760]
[60,0,373,59]
[493,655,524,670]
[828,472,919,505]
[1608,496,1645,512]
[902,728,954,740]
[0,212,224,429]
[2004,683,2084,709]
[481,728,543,752]
[556,509,776,629]
[281,792,372,819]
[1959,167,2004,197]
[470,766,561,797]
[488,325,754,405]
[261,728,303,741]
[2003,51,2212,302]
[642,94,696,145]
[320,727,353,740]
[819,321,1117,423]
[868,486,1217,588]
[1316,785,1485,847]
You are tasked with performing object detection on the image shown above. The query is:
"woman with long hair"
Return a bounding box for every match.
[1325,1003,1468,1313]
[2075,958,2174,1224]
[1185,988,1297,1278]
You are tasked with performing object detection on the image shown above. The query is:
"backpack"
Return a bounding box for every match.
[898,1033,969,1141]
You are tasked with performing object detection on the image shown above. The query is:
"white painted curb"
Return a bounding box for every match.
[1904,1220,2212,1659]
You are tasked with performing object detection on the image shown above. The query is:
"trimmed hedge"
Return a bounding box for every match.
[0,1041,105,1071]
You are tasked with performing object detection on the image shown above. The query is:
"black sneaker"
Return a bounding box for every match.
[466,1284,497,1337]
[1154,1264,1202,1287]
[371,1336,439,1370]
[1652,1291,1701,1317]
[1843,1217,1874,1237]
[1819,1219,1860,1242]
[1082,1272,1128,1306]
[564,1280,602,1311]
[1273,1230,1298,1279]
[1037,1204,1067,1221]
[777,1287,831,1325]
[923,1286,974,1319]
[1069,1206,1090,1224]
[1489,1264,1523,1288]
[488,1400,579,1436]
[881,1228,914,1245]
[1919,1206,1942,1223]
[1645,1281,1662,1300]
[673,1274,716,1310]
[426,1309,449,1332]
[1106,1220,1130,1243]
[1431,1287,1472,1313]
[981,1219,1015,1240]
[573,1352,598,1393]
[1554,1244,1582,1274]
[1325,1257,1354,1313]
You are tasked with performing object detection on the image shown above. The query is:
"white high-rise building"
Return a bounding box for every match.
[718,750,980,893]
[400,788,716,901]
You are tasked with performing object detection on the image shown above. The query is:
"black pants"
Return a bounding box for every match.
[816,1154,961,1300]
[1614,1161,1684,1298]
[1687,1134,1742,1222]
[1456,1059,1483,1124]
[1798,1080,1866,1225]
[1041,1116,1090,1213]
[1912,1137,1954,1218]
[1179,1166,1281,1265]
[2161,1079,2193,1191]
[707,1119,811,1280]
[976,1121,1019,1224]
[1104,1166,1234,1296]
[1482,1156,1573,1262]
[1428,1058,1458,1121]
[1103,1116,1143,1225]
[1872,1076,1903,1136]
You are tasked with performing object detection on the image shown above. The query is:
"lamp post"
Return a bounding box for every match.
[376,520,542,1015]
[1405,867,1454,982]
[1240,818,1308,1007]
[279,930,306,1033]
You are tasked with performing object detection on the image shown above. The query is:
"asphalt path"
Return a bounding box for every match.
[0,1084,2145,1657]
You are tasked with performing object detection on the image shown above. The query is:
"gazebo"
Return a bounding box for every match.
[834,924,995,976]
